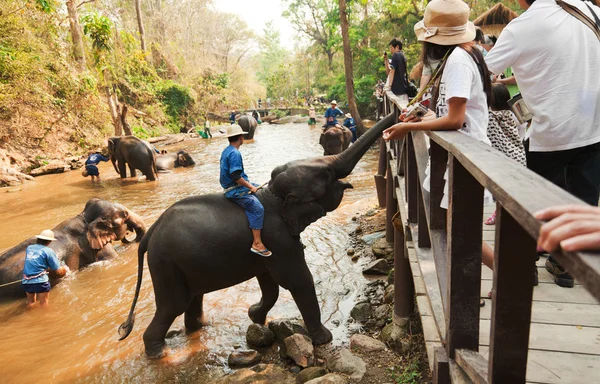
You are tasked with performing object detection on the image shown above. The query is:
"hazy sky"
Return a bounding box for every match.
[213,0,297,48]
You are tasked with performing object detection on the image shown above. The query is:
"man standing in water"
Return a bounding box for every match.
[22,230,70,308]
[84,151,110,182]
[220,125,272,257]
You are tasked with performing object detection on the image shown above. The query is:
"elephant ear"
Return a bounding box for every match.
[86,217,117,250]
[281,194,326,237]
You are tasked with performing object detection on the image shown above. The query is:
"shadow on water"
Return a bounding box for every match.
[0,123,380,383]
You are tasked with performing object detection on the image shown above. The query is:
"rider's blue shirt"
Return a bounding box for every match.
[220,145,250,198]
[343,118,356,129]
[324,107,344,126]
[85,154,109,166]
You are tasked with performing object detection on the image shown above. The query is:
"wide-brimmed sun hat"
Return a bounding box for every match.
[224,124,245,138]
[414,0,476,46]
[345,113,352,118]
[36,229,57,241]
[331,100,337,105]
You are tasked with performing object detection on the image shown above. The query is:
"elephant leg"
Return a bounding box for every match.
[248,272,280,324]
[184,294,205,332]
[118,160,127,179]
[129,165,137,178]
[97,244,118,261]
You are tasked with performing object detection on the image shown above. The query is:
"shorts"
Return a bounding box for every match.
[22,281,51,293]
[85,164,100,176]
[308,118,316,125]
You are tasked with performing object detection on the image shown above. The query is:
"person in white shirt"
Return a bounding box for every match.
[486,0,600,288]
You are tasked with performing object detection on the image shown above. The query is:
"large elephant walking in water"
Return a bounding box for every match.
[238,115,257,140]
[0,199,146,299]
[319,126,353,155]
[118,113,396,358]
[108,136,158,181]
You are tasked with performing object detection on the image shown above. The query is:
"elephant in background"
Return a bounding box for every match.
[156,150,195,172]
[319,126,352,155]
[118,112,396,358]
[238,115,257,140]
[108,136,158,181]
[0,199,146,300]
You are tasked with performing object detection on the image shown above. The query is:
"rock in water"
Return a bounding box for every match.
[296,367,327,384]
[228,350,262,368]
[326,349,366,380]
[246,324,275,348]
[360,231,385,245]
[305,374,348,384]
[268,319,309,341]
[362,259,391,275]
[384,284,395,304]
[350,302,372,323]
[350,334,387,352]
[29,161,69,176]
[372,238,394,259]
[379,323,408,353]
[284,334,314,368]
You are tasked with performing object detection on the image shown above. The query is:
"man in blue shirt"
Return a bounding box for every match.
[220,124,272,257]
[22,229,70,308]
[343,113,357,143]
[84,151,110,182]
[324,100,344,130]
[229,111,237,125]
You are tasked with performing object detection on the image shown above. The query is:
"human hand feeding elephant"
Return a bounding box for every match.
[156,150,195,172]
[0,199,146,299]
[117,113,396,358]
[319,126,353,155]
[108,136,158,181]
[237,115,257,140]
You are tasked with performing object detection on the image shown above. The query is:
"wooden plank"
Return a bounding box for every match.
[480,280,598,305]
[417,295,432,316]
[456,349,489,384]
[446,154,484,357]
[415,276,427,296]
[449,360,472,384]
[427,342,443,373]
[427,130,600,302]
[433,346,451,384]
[488,206,537,383]
[406,134,418,223]
[480,319,600,355]
[386,161,396,242]
[394,212,414,319]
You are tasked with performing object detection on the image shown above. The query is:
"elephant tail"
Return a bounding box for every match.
[118,226,151,341]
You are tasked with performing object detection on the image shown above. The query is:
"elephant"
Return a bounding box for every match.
[156,150,195,172]
[0,198,146,300]
[319,126,352,155]
[118,113,396,358]
[108,136,158,181]
[238,115,257,140]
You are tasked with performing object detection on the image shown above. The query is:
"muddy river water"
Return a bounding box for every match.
[0,123,379,383]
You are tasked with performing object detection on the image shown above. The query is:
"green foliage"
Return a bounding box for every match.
[271,109,288,119]
[388,357,423,384]
[82,13,113,52]
[156,81,193,124]
[34,0,55,13]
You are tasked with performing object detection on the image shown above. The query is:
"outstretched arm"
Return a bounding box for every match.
[535,205,600,252]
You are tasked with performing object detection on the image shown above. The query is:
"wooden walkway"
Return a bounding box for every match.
[402,187,600,383]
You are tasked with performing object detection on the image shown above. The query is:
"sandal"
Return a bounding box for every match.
[484,211,496,225]
[251,247,272,257]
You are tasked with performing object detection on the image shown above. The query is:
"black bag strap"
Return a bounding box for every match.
[556,0,600,41]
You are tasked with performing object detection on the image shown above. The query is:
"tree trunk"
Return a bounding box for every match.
[326,50,334,72]
[134,0,147,52]
[104,69,123,136]
[338,0,364,135]
[120,104,133,135]
[66,0,86,70]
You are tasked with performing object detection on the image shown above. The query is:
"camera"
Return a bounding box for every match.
[404,103,428,120]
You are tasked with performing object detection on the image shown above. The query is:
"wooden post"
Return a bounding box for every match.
[375,138,387,208]
[406,134,418,223]
[417,183,431,248]
[433,346,450,384]
[446,155,483,357]
[393,214,414,322]
[488,205,536,383]
[386,161,396,243]
[430,140,447,230]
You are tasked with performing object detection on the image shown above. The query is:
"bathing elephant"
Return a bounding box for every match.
[0,199,146,300]
[156,150,195,172]
[108,136,158,181]
[319,126,353,155]
[238,115,257,140]
[118,113,396,358]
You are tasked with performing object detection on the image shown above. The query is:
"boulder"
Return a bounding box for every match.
[379,323,408,353]
[29,161,69,176]
[350,302,372,323]
[384,285,394,304]
[362,259,391,275]
[246,324,275,348]
[350,334,386,352]
[228,350,263,368]
[326,348,366,380]
[252,364,295,384]
[372,238,393,259]
[214,368,257,384]
[305,374,347,384]
[284,334,314,368]
[269,319,309,341]
[296,367,327,384]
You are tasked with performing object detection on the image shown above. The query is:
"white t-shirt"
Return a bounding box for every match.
[436,47,491,146]
[486,0,600,152]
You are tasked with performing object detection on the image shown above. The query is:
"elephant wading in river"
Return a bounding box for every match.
[118,113,396,358]
[0,199,146,299]
[238,115,257,140]
[319,126,353,155]
[156,150,195,172]
[108,136,158,181]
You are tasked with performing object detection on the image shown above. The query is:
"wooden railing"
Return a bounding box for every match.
[378,91,600,383]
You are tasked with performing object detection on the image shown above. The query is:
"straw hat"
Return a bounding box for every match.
[224,124,245,138]
[414,0,476,46]
[345,113,352,118]
[36,229,57,241]
[331,100,337,105]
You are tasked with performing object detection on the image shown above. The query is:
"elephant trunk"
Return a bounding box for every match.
[330,112,395,179]
[122,210,146,244]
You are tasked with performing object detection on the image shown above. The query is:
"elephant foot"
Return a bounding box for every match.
[248,303,267,325]
[145,344,167,359]
[309,325,333,345]
[184,317,206,333]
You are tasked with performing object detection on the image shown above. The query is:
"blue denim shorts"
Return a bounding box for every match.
[85,164,100,176]
[22,281,51,293]
[228,194,265,230]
